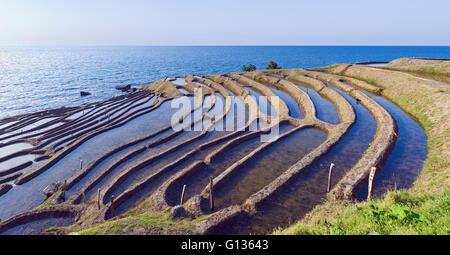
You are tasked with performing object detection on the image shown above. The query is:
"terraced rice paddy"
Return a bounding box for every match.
[0,66,428,235]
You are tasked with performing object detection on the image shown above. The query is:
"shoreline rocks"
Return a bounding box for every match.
[116,84,131,91]
[43,181,62,198]
[80,91,92,96]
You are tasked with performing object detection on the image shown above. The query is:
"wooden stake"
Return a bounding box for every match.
[209,176,214,212]
[110,195,115,217]
[80,160,83,169]
[327,163,335,193]
[367,167,377,201]
[61,180,67,200]
[82,190,86,203]
[97,188,101,209]
[180,185,187,206]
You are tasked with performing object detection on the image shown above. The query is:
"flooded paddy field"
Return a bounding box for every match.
[0,67,429,235]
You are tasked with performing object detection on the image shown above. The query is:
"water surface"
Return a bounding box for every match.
[3,46,449,119]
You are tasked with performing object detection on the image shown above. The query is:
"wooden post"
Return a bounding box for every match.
[61,180,67,200]
[110,195,115,217]
[180,185,187,206]
[327,163,335,193]
[97,188,101,209]
[82,190,86,203]
[209,176,214,212]
[367,167,377,201]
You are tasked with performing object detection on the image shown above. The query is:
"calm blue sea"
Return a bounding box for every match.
[1,46,449,118]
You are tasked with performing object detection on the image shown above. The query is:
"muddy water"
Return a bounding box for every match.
[166,124,294,208]
[171,78,187,86]
[177,88,189,95]
[90,91,230,204]
[105,130,205,202]
[355,92,427,200]
[295,85,340,124]
[0,117,58,140]
[83,96,198,201]
[0,142,33,158]
[45,97,156,149]
[112,129,239,215]
[213,127,326,210]
[0,120,19,130]
[65,127,173,199]
[1,217,75,235]
[4,121,65,143]
[0,144,36,177]
[66,108,91,120]
[218,86,377,234]
[113,129,241,216]
[166,134,261,206]
[114,93,248,214]
[222,96,249,132]
[191,95,211,130]
[112,130,250,216]
[0,154,35,172]
[99,95,207,202]
[266,86,303,119]
[109,94,248,204]
[207,93,224,118]
[0,100,178,220]
[242,86,277,118]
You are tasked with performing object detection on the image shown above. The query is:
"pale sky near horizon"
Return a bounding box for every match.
[0,0,449,46]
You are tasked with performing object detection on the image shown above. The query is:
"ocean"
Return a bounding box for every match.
[1,46,449,118]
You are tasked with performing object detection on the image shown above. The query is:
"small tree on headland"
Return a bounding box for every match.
[265,60,282,70]
[242,64,256,72]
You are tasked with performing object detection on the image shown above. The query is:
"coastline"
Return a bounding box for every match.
[0,58,448,235]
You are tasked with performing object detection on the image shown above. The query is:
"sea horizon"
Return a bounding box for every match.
[1,45,450,118]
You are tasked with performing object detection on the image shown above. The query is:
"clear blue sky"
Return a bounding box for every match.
[1,0,449,46]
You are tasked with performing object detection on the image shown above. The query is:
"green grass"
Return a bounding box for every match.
[276,189,449,235]
[418,66,446,75]
[307,64,341,74]
[77,210,197,235]
[352,75,378,86]
[75,198,214,235]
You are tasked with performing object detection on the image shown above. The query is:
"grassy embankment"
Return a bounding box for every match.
[276,59,449,235]
[382,58,450,83]
[55,193,212,235]
[76,200,210,235]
